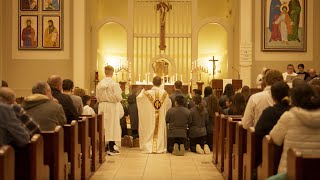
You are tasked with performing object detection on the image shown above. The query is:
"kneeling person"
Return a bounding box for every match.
[166,96,191,155]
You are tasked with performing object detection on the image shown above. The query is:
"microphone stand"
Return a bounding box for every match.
[232,67,240,80]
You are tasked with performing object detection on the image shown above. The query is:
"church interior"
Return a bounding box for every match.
[1,0,320,179]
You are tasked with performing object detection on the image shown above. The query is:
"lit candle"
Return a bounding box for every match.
[138,74,141,82]
[176,74,178,81]
[145,74,147,84]
[190,71,192,81]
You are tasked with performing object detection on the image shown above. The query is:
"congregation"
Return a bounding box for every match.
[1,63,320,180]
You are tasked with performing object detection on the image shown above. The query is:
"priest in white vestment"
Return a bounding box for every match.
[137,76,172,153]
[96,65,124,155]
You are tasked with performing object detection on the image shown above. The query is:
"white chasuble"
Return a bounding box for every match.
[137,87,172,153]
[96,77,124,142]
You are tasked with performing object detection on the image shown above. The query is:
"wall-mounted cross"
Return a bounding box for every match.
[209,56,218,79]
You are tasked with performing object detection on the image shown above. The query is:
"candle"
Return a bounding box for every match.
[190,71,192,81]
[138,74,141,82]
[181,75,183,82]
[147,73,150,84]
[176,74,178,81]
[145,74,147,84]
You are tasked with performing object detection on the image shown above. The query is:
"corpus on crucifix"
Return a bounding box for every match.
[156,0,172,51]
[209,56,219,79]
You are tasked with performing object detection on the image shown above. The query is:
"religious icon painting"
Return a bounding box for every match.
[262,0,307,52]
[19,15,38,49]
[20,0,38,11]
[42,16,61,49]
[43,0,60,11]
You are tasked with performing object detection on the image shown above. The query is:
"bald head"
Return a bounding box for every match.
[0,87,16,104]
[47,75,63,91]
[153,76,162,87]
[308,68,317,78]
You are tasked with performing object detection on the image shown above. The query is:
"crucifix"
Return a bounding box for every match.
[156,0,172,51]
[209,56,219,79]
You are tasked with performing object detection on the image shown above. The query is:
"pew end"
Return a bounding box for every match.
[287,148,320,180]
[258,135,282,180]
[0,145,15,180]
[15,134,50,180]
[41,126,68,180]
[63,121,81,180]
[232,122,247,180]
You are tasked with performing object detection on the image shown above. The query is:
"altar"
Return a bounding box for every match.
[130,84,189,94]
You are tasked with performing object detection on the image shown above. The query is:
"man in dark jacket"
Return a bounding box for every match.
[0,103,30,147]
[166,95,191,155]
[169,80,187,107]
[22,82,66,131]
[47,75,79,123]
[0,87,40,136]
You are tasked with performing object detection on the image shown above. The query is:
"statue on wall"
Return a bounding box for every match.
[156,0,172,50]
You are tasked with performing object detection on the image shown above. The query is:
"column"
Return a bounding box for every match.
[239,0,253,86]
[73,0,86,88]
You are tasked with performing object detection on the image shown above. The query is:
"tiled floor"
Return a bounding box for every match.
[91,148,224,180]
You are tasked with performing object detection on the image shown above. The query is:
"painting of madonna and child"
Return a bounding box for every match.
[263,0,306,51]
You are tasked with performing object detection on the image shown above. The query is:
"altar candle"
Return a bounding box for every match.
[190,71,192,80]
[147,73,150,84]
[138,74,141,82]
[176,74,178,81]
[145,74,147,84]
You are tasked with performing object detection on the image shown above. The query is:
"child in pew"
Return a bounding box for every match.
[189,95,210,154]
[81,95,96,117]
[268,82,320,179]
[253,81,290,180]
[222,96,233,115]
[166,95,191,156]
[227,92,246,115]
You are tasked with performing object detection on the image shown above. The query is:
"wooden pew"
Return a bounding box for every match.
[80,115,100,171]
[216,114,227,172]
[217,115,242,173]
[0,145,14,180]
[15,134,50,180]
[232,122,247,180]
[63,121,81,180]
[243,127,255,180]
[41,126,68,180]
[287,148,320,180]
[212,112,220,164]
[97,114,106,163]
[78,118,92,180]
[257,135,282,180]
[223,117,242,180]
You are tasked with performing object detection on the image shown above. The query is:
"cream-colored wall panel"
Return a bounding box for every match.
[197,0,229,20]
[253,0,314,62]
[6,60,73,97]
[11,0,70,60]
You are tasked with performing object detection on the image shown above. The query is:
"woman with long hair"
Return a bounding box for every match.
[189,95,210,154]
[228,93,246,115]
[219,83,235,109]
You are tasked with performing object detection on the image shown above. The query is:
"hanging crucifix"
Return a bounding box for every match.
[156,0,172,51]
[209,56,219,79]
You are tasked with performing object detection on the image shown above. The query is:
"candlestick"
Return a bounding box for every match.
[138,74,141,82]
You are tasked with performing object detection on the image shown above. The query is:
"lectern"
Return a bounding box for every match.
[211,79,242,97]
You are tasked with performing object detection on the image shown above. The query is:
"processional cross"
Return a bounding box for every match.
[156,0,172,50]
[209,56,219,79]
